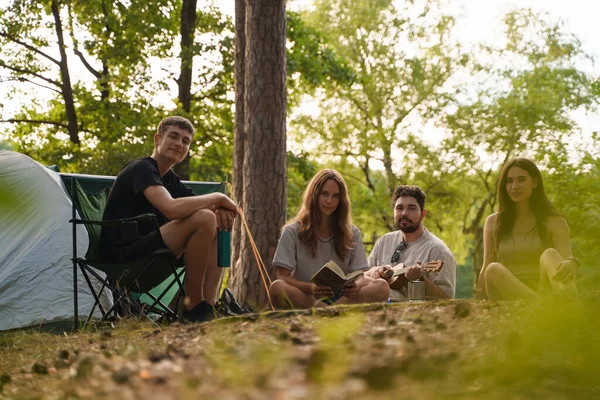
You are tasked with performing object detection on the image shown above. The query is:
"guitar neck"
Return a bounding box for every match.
[392,261,442,277]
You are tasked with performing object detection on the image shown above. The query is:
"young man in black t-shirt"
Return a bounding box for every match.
[100,116,237,322]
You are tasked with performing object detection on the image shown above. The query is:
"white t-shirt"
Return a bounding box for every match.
[368,228,456,298]
[273,222,369,283]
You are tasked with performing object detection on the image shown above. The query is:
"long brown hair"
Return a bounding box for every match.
[494,158,561,248]
[294,169,354,260]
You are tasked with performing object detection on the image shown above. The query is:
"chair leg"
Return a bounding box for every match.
[145,284,178,319]
[144,264,186,321]
[82,254,187,325]
[79,263,107,324]
[83,266,142,321]
[114,255,171,324]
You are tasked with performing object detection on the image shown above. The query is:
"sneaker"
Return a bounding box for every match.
[221,288,253,315]
[182,300,216,323]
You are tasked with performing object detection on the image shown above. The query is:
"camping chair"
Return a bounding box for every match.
[61,173,230,327]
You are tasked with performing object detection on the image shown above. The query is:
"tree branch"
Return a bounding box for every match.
[360,158,376,193]
[67,4,101,79]
[346,91,370,120]
[462,198,476,233]
[391,62,455,133]
[12,76,62,94]
[0,118,68,128]
[0,62,61,87]
[0,31,60,66]
[73,48,101,78]
[465,193,493,235]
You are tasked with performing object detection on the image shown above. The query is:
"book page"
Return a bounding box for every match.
[311,267,347,293]
[322,260,345,279]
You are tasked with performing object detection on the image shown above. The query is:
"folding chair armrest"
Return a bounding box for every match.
[70,213,159,228]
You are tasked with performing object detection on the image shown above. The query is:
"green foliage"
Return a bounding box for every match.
[455,257,474,299]
[1,0,358,182]
[291,0,472,261]
[545,151,600,292]
[71,0,176,70]
[0,0,176,172]
[286,11,356,107]
[286,151,319,220]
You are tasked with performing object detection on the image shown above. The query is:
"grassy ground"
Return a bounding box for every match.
[1,299,599,399]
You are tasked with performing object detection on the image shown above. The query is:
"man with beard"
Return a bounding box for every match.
[365,185,456,300]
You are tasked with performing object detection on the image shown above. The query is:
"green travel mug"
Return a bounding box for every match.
[217,229,231,267]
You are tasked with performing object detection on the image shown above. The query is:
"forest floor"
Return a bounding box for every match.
[1,299,599,400]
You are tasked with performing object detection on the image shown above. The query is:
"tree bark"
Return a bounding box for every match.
[51,0,79,145]
[174,0,197,180]
[231,0,246,290]
[230,0,287,309]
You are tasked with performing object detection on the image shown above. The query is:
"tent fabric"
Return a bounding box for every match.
[0,151,112,331]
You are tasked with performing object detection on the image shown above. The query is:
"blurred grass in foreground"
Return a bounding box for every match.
[453,299,600,398]
[0,301,598,398]
[0,177,19,211]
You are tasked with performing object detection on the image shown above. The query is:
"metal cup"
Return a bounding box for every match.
[408,280,425,301]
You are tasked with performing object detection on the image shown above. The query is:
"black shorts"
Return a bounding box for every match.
[100,230,182,292]
[111,230,168,263]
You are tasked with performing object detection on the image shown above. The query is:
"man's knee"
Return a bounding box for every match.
[367,278,390,302]
[189,209,217,236]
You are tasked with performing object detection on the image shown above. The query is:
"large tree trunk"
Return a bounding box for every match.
[231,0,246,287]
[174,0,197,179]
[51,0,79,145]
[230,0,287,309]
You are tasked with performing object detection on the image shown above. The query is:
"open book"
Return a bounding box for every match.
[382,260,444,279]
[310,260,364,294]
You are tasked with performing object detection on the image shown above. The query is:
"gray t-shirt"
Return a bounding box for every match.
[273,222,369,283]
[368,228,456,298]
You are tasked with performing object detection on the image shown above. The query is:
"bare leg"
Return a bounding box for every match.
[484,262,539,300]
[269,280,327,309]
[540,248,578,298]
[160,209,218,309]
[202,238,223,304]
[476,265,489,299]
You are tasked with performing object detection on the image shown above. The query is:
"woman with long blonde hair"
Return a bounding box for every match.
[269,169,389,308]
[477,158,578,299]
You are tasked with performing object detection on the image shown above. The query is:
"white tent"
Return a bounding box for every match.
[0,151,112,331]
